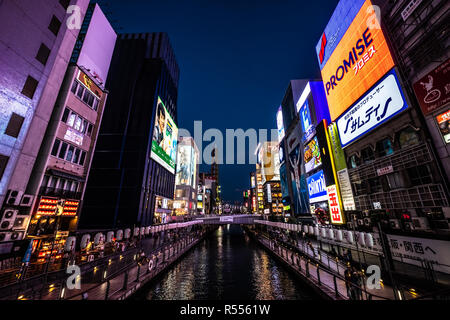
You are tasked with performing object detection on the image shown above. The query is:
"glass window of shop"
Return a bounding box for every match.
[398,127,420,149]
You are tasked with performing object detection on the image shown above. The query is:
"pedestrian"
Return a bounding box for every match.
[351,267,363,300]
[344,266,353,299]
[346,249,353,264]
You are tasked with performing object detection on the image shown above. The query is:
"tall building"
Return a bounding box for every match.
[316,0,449,234]
[374,0,450,231]
[173,136,199,218]
[0,0,90,252]
[278,80,314,221]
[80,32,180,229]
[256,141,282,215]
[22,3,116,261]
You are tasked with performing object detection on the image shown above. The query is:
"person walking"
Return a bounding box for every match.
[351,267,363,300]
[344,266,354,299]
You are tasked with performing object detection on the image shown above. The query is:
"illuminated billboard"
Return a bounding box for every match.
[299,100,314,142]
[151,97,178,174]
[176,144,196,187]
[336,69,408,147]
[316,0,395,121]
[276,106,285,142]
[307,170,328,204]
[436,109,450,144]
[74,4,117,86]
[304,136,322,173]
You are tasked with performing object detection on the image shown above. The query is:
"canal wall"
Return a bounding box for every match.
[114,228,217,300]
[244,227,346,300]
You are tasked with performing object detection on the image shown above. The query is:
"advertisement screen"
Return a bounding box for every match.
[436,109,450,144]
[176,144,194,186]
[151,97,178,174]
[316,0,395,121]
[307,170,328,204]
[304,136,322,173]
[336,69,408,147]
[276,106,285,142]
[413,58,450,116]
[75,4,117,86]
[299,100,314,141]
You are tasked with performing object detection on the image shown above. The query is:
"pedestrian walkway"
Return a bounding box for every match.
[257,233,416,300]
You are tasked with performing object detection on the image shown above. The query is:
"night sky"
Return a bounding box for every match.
[100,0,339,202]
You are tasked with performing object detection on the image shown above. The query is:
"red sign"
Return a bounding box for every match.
[413,58,450,116]
[327,185,344,225]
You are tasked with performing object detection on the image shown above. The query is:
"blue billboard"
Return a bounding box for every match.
[307,170,327,204]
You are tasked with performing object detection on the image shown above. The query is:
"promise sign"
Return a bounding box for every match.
[316,0,395,121]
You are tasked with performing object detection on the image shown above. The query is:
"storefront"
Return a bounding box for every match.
[154,196,173,224]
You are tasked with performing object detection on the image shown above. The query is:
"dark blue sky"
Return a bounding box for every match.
[102,0,339,202]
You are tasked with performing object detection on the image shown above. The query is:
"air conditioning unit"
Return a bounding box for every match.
[404,222,414,231]
[412,217,430,230]
[357,219,364,226]
[364,218,372,227]
[0,209,18,231]
[5,190,23,206]
[20,194,34,207]
[389,219,401,229]
[13,215,30,230]
[0,231,25,242]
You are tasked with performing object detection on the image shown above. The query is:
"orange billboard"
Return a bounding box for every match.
[318,0,395,121]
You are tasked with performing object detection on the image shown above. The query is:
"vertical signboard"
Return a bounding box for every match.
[328,123,356,210]
[327,185,345,224]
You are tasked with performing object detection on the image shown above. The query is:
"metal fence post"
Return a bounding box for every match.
[333,275,339,298]
[105,280,110,300]
[306,260,310,277]
[317,266,321,285]
[122,270,128,291]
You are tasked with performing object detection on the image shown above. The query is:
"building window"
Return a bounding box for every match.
[348,154,361,169]
[376,138,394,157]
[4,113,25,138]
[386,172,406,190]
[51,139,88,166]
[66,145,75,162]
[408,165,433,186]
[59,0,70,10]
[398,127,420,149]
[63,109,93,135]
[79,151,86,166]
[71,81,78,94]
[62,108,70,123]
[48,15,62,36]
[76,84,84,99]
[0,154,9,180]
[35,43,51,65]
[21,76,39,99]
[71,80,100,110]
[59,142,68,159]
[51,139,61,156]
[361,147,375,163]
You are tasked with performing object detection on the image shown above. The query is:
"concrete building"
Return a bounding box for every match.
[173,136,199,218]
[0,0,90,254]
[317,0,449,235]
[373,0,450,232]
[80,32,180,229]
[22,3,116,261]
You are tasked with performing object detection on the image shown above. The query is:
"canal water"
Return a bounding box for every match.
[134,225,319,300]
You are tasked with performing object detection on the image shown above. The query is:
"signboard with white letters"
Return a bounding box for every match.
[337,69,408,148]
[307,170,327,203]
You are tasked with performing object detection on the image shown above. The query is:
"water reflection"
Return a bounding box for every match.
[135,225,317,300]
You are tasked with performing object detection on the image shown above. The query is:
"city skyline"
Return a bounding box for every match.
[98,0,340,201]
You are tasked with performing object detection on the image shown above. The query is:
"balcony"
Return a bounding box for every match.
[348,143,433,183]
[39,187,82,200]
[354,184,449,211]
